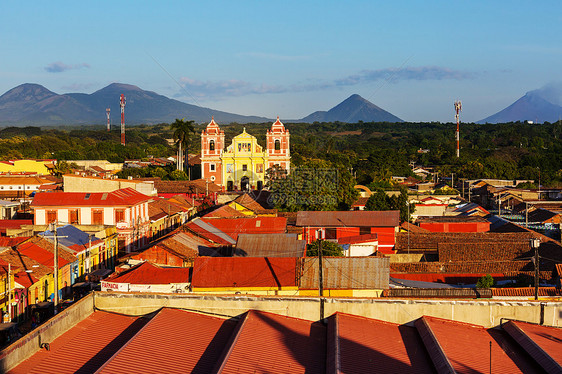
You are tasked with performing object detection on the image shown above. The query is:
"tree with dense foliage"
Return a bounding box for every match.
[365,187,413,222]
[170,118,195,173]
[476,274,494,288]
[306,240,345,257]
[267,158,358,211]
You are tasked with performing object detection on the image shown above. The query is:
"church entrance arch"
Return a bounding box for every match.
[241,176,250,191]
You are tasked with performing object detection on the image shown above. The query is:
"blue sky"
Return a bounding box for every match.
[1,1,561,122]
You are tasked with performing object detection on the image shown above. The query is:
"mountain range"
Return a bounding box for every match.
[2,82,561,126]
[0,83,402,126]
[478,85,562,124]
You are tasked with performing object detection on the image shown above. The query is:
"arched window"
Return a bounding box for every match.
[209,140,215,151]
[274,139,281,150]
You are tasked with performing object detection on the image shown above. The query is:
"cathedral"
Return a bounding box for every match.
[200,117,290,191]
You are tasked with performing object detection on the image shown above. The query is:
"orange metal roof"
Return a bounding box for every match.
[415,315,541,373]
[30,187,151,207]
[215,310,326,373]
[191,257,298,288]
[329,312,434,373]
[97,308,237,374]
[9,311,148,374]
[200,217,287,241]
[503,320,562,372]
[107,262,189,284]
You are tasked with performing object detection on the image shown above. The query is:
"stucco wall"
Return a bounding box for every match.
[93,292,562,328]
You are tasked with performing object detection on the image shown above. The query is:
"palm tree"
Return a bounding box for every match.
[170,118,195,175]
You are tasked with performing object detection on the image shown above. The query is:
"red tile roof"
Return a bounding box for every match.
[9,311,148,374]
[296,210,400,227]
[191,257,298,288]
[491,287,562,297]
[503,320,562,372]
[329,312,434,373]
[97,308,237,374]
[215,310,326,373]
[30,187,152,207]
[107,262,190,284]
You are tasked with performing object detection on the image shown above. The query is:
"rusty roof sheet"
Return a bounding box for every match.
[203,204,247,218]
[191,257,298,288]
[296,210,400,227]
[107,262,190,284]
[328,312,434,373]
[98,308,237,374]
[215,310,326,374]
[9,311,148,374]
[200,216,287,241]
[300,257,389,290]
[153,179,221,194]
[234,233,305,257]
[503,320,562,372]
[233,193,276,214]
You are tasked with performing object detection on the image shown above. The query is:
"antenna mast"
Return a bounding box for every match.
[120,94,126,146]
[106,108,111,131]
[454,100,462,158]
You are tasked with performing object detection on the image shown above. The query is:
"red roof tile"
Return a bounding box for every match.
[215,310,326,373]
[98,308,237,374]
[191,257,298,288]
[503,320,562,372]
[9,311,148,374]
[329,312,434,373]
[491,287,562,297]
[107,262,189,284]
[30,187,151,207]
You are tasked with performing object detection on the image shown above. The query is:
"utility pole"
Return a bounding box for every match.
[7,263,11,322]
[317,229,324,321]
[530,238,541,300]
[53,223,59,313]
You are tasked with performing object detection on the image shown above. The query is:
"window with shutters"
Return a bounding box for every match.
[115,209,125,223]
[47,210,57,224]
[69,209,79,224]
[92,209,104,225]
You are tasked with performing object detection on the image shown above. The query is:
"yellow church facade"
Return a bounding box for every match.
[201,117,290,191]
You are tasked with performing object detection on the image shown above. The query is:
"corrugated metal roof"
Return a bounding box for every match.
[299,257,389,290]
[30,187,151,207]
[9,311,148,374]
[108,262,189,284]
[234,233,305,257]
[201,216,287,241]
[415,315,542,373]
[296,210,400,227]
[503,320,562,372]
[187,218,236,245]
[191,257,298,288]
[41,224,103,250]
[337,233,378,245]
[203,204,247,218]
[215,310,326,374]
[329,312,434,373]
[98,308,237,374]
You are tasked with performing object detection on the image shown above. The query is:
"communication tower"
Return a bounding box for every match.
[454,100,462,158]
[106,108,111,131]
[120,94,126,146]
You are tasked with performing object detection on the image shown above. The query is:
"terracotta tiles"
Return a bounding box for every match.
[216,310,326,374]
[98,308,237,374]
[9,312,147,374]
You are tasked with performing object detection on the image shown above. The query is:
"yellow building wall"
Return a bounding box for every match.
[0,160,52,175]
